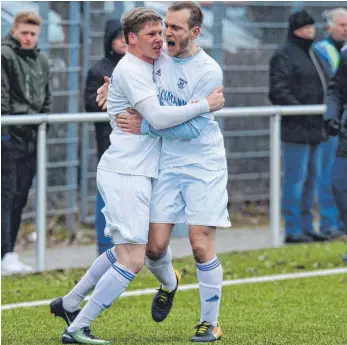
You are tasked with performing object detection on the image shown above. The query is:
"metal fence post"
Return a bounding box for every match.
[38,2,49,55]
[211,2,225,131]
[270,112,282,247]
[36,122,47,271]
[80,2,91,224]
[67,2,80,231]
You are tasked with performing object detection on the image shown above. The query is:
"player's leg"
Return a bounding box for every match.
[50,247,117,326]
[189,225,223,342]
[51,169,119,326]
[61,171,151,344]
[181,165,230,342]
[146,223,182,322]
[62,243,146,345]
[146,168,185,322]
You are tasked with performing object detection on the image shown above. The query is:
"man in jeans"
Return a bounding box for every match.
[269,10,328,243]
[313,8,347,238]
[1,11,51,274]
[324,50,347,260]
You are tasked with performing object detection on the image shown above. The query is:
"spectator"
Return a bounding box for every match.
[313,8,347,239]
[1,12,51,274]
[324,49,347,257]
[269,10,329,243]
[84,19,127,255]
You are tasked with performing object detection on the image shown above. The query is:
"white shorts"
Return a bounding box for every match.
[97,169,152,244]
[150,165,231,227]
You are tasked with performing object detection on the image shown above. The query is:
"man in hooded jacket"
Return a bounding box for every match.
[84,19,127,255]
[1,11,51,274]
[269,10,329,243]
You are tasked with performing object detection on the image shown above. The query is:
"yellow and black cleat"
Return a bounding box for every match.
[151,270,181,322]
[191,321,222,342]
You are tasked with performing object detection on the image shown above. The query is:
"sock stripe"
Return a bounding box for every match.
[196,258,220,271]
[111,263,135,282]
[106,249,116,264]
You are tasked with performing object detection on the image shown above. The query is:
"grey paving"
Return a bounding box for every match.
[18,227,281,272]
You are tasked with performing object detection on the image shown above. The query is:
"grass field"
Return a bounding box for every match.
[2,241,347,345]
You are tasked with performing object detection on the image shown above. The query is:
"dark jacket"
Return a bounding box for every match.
[1,33,51,153]
[84,19,124,161]
[269,32,326,145]
[325,50,347,157]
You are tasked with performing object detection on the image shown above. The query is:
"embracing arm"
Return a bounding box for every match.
[140,116,209,139]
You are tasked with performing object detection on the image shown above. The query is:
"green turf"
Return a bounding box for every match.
[2,274,347,345]
[2,241,346,305]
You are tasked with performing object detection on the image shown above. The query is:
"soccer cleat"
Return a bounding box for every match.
[151,270,181,322]
[50,297,80,326]
[61,327,111,345]
[191,321,222,342]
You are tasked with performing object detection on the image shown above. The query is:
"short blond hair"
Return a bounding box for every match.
[121,7,162,44]
[13,11,41,28]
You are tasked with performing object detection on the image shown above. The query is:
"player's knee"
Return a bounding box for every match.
[191,243,210,263]
[146,247,166,261]
[128,257,145,274]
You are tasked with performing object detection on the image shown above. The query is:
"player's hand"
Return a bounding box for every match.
[207,86,225,112]
[96,76,110,111]
[116,108,143,134]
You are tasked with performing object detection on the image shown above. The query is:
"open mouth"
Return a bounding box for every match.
[167,40,176,47]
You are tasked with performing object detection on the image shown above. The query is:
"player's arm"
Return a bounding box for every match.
[140,116,209,139]
[108,69,224,130]
[117,70,223,138]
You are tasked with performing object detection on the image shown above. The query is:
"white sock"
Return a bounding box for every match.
[146,247,177,291]
[196,256,223,327]
[63,248,117,312]
[68,261,135,332]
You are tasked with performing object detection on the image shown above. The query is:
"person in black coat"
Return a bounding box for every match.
[269,10,329,243]
[324,50,347,253]
[84,19,127,255]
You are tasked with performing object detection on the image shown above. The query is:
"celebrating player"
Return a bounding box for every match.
[50,6,224,345]
[96,2,229,342]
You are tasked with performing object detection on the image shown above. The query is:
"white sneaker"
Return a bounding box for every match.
[1,252,33,275]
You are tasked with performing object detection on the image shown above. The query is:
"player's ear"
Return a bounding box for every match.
[190,26,200,39]
[128,32,137,44]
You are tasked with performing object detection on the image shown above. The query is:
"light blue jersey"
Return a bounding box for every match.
[154,49,227,171]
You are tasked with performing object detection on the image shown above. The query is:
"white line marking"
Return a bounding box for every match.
[2,267,346,311]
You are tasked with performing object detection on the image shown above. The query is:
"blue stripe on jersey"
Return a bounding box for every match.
[106,249,116,264]
[196,258,221,271]
[112,263,136,281]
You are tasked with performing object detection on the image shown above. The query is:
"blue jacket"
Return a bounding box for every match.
[313,36,344,80]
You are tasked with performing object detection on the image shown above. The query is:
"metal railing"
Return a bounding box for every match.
[1,104,325,271]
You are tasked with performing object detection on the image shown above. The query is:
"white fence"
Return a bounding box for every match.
[1,104,325,271]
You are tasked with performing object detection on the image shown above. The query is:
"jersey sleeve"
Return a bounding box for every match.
[189,67,223,119]
[141,116,209,139]
[190,67,223,102]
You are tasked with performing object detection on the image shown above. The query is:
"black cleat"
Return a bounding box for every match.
[151,270,181,322]
[191,321,222,342]
[50,297,80,326]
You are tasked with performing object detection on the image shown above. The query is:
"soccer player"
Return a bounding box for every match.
[98,2,229,342]
[50,7,224,345]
